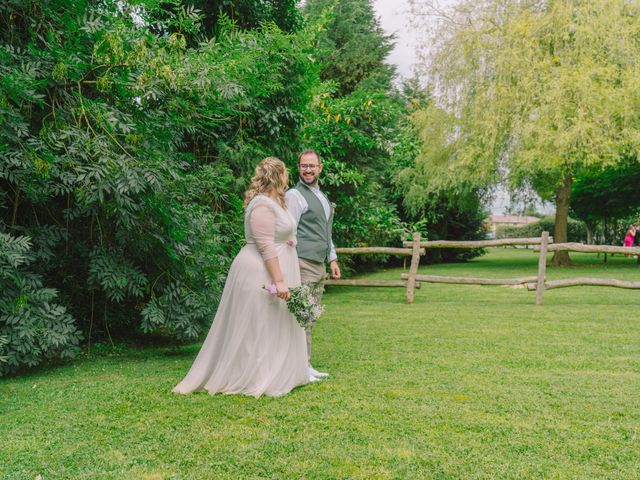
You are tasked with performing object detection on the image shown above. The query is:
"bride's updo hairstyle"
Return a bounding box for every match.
[244,157,289,208]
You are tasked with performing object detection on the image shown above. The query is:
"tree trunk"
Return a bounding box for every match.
[586,223,593,245]
[551,173,572,265]
[603,214,608,263]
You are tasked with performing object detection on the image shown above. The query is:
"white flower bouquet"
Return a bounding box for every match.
[264,281,324,329]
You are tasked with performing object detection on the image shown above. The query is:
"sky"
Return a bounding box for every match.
[373,0,419,79]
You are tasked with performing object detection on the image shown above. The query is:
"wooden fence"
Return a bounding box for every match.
[530,241,640,296]
[324,232,426,303]
[327,231,640,304]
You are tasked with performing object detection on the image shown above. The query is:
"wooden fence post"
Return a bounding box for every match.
[406,232,422,304]
[535,231,549,305]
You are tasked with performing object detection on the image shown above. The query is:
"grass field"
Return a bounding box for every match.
[1,248,639,479]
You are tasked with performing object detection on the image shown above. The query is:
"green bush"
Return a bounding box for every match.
[0,232,81,375]
[495,215,587,242]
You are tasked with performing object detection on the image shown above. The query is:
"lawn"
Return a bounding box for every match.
[1,248,639,479]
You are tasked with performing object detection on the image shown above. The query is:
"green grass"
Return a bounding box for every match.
[2,248,640,479]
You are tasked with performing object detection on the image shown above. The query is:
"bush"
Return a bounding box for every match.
[495,215,587,242]
[0,232,81,375]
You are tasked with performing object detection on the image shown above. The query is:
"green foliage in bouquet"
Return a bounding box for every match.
[287,282,324,330]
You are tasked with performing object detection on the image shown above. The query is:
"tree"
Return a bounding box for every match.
[145,0,303,43]
[191,0,302,34]
[392,84,488,262]
[304,0,395,96]
[302,0,409,257]
[571,161,640,244]
[410,0,640,264]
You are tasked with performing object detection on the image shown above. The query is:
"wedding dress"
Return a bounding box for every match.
[173,194,309,397]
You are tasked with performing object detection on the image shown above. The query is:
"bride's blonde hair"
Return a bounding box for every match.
[244,157,289,208]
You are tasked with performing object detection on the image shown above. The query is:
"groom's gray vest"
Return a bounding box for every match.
[293,181,334,264]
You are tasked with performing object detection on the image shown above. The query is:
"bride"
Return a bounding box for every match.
[173,157,310,397]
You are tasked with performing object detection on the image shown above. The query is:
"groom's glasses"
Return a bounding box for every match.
[299,164,319,170]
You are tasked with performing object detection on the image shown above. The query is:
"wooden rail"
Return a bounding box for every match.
[527,278,640,290]
[401,233,640,303]
[401,274,537,286]
[533,243,640,255]
[403,237,553,249]
[336,246,425,256]
[333,235,553,303]
[325,279,420,288]
[329,233,424,302]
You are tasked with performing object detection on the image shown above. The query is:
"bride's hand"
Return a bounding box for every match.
[275,281,290,300]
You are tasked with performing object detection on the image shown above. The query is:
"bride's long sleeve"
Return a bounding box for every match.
[250,204,278,261]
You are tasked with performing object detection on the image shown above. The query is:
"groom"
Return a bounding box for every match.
[285,149,341,378]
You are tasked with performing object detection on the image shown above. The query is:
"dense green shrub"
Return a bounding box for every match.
[305,88,408,250]
[496,215,587,242]
[0,232,81,375]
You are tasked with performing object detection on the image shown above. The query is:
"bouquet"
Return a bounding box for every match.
[264,281,324,329]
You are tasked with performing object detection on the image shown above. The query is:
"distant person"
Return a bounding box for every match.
[634,224,640,247]
[624,225,636,256]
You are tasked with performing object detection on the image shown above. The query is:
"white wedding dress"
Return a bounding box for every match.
[173,195,309,397]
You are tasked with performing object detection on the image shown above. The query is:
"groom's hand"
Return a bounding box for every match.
[330,260,341,279]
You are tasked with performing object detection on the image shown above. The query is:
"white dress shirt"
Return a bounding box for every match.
[285,186,338,262]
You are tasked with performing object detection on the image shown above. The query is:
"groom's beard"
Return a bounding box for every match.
[299,175,319,188]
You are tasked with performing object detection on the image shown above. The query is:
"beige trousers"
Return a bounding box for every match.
[298,258,326,362]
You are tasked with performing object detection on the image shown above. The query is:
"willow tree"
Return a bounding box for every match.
[409,0,640,264]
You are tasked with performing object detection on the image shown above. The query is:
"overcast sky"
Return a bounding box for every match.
[372,0,457,79]
[373,0,420,79]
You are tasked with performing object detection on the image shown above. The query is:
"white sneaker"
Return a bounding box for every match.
[309,375,320,382]
[309,366,329,378]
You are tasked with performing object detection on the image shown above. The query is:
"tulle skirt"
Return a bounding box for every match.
[172,243,308,398]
